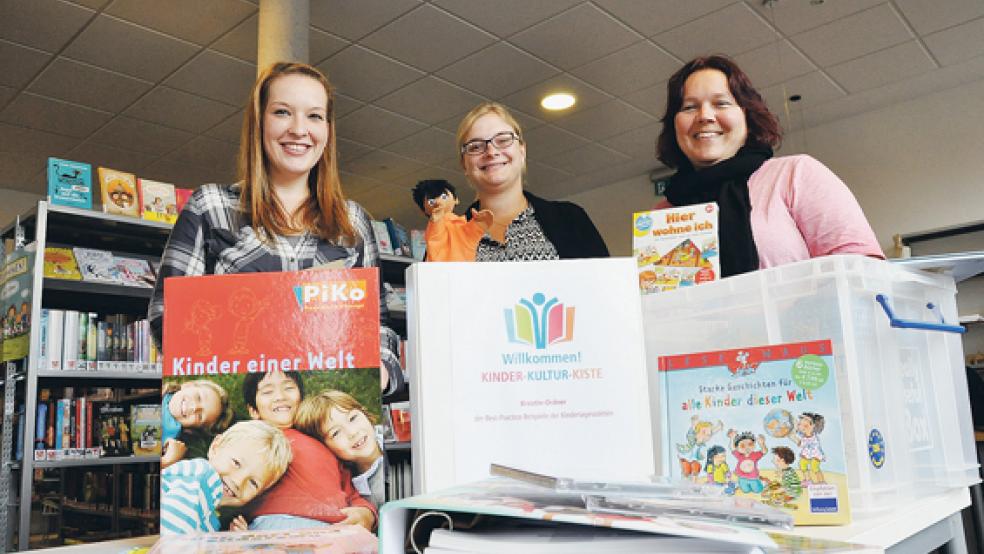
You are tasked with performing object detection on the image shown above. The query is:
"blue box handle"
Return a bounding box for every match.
[875,294,966,334]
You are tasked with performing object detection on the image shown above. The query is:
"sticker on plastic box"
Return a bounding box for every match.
[868,428,885,469]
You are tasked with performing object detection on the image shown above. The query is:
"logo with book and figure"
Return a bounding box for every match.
[504,292,574,350]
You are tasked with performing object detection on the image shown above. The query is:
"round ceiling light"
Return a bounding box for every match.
[541,92,576,111]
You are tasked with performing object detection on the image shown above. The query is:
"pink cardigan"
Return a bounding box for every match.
[659,155,884,268]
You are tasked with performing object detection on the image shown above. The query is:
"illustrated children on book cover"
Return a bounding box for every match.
[633,202,718,294]
[162,268,384,535]
[660,340,850,525]
[97,167,139,217]
[139,179,178,224]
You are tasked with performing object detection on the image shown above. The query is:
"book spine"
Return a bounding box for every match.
[62,310,79,371]
[96,321,107,369]
[34,403,47,451]
[68,399,76,448]
[45,399,55,449]
[46,309,64,371]
[86,399,94,453]
[77,398,85,450]
[78,312,88,371]
[38,309,48,369]
[87,312,98,370]
[54,399,63,450]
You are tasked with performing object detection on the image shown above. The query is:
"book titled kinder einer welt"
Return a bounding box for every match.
[660,339,850,525]
[162,268,383,535]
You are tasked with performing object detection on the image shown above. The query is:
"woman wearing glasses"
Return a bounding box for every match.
[455,102,609,261]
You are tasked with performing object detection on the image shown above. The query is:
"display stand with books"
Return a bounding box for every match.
[0,200,170,551]
[379,253,415,502]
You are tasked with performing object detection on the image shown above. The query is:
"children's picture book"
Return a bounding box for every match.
[632,202,719,294]
[371,220,394,255]
[409,229,426,261]
[73,248,122,285]
[148,525,378,553]
[43,247,82,281]
[1,249,35,361]
[47,157,93,209]
[384,217,411,257]
[131,404,162,456]
[659,339,850,525]
[139,179,178,224]
[97,167,139,217]
[174,188,193,215]
[115,256,156,288]
[162,268,383,536]
[96,403,132,456]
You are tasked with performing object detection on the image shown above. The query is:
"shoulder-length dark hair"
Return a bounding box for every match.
[656,55,782,169]
[239,62,355,245]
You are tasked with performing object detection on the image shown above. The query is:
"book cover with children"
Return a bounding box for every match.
[139,179,178,224]
[162,268,384,536]
[659,339,850,525]
[97,167,139,218]
[632,202,719,294]
[1,249,34,362]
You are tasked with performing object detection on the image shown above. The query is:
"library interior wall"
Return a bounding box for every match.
[0,189,42,237]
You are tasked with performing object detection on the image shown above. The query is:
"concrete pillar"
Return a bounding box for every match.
[257,0,310,73]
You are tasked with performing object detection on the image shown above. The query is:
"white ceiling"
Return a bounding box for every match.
[2,0,984,226]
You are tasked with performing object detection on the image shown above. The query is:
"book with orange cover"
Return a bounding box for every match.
[161,268,383,535]
[97,167,139,218]
[43,247,82,281]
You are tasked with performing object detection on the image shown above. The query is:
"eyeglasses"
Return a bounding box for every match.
[460,131,520,156]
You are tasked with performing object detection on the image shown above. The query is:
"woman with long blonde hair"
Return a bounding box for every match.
[149,62,402,395]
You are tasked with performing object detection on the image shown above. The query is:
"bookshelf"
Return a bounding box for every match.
[1,201,166,551]
[379,254,413,501]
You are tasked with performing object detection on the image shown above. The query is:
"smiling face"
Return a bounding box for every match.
[208,437,278,507]
[460,113,525,196]
[424,190,457,217]
[262,73,329,188]
[168,382,223,430]
[248,371,302,428]
[322,407,381,465]
[736,437,755,454]
[797,415,815,437]
[674,69,748,169]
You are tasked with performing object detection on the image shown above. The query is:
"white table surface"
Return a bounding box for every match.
[778,487,971,553]
[24,488,974,553]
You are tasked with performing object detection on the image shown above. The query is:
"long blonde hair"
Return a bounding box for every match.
[238,62,355,244]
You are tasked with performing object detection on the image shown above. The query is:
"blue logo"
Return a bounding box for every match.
[868,428,885,469]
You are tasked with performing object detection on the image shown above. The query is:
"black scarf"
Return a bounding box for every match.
[665,145,773,277]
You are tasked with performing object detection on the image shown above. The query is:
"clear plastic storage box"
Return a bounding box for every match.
[642,255,979,515]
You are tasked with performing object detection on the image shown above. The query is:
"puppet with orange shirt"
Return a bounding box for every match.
[412,179,492,262]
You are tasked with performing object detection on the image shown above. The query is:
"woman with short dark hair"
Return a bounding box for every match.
[655,55,882,276]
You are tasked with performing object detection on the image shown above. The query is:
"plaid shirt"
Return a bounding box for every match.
[148,183,403,394]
